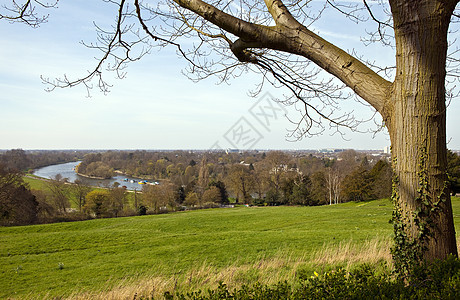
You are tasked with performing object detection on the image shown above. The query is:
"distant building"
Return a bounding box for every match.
[383,146,391,154]
[225,148,240,154]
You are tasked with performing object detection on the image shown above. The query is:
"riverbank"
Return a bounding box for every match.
[114,170,157,181]
[75,171,110,180]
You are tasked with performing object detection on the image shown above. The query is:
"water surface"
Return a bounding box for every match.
[33,161,150,190]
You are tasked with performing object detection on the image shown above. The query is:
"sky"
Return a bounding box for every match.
[0,1,459,151]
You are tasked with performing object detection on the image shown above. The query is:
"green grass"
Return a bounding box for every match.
[1,197,459,299]
[23,175,52,191]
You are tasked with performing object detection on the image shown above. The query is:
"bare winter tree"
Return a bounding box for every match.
[326,167,341,205]
[2,0,460,263]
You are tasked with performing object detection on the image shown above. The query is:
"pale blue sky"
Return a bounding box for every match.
[0,1,458,150]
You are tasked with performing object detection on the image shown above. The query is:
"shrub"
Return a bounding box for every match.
[137,205,147,216]
[83,190,113,218]
[202,202,220,209]
[0,166,39,226]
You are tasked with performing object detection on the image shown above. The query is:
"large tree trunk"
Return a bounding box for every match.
[387,0,458,261]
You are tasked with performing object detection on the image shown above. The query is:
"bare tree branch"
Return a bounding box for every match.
[0,0,58,27]
[41,0,137,96]
[5,0,458,140]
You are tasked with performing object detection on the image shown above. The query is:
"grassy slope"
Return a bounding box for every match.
[1,197,459,299]
[23,175,51,191]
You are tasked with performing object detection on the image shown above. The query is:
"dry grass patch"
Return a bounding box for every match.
[67,256,307,299]
[311,237,392,269]
[68,238,394,300]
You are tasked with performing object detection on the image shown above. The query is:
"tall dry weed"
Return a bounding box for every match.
[67,237,398,299]
[311,237,392,268]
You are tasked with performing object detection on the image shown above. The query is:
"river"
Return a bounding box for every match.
[33,161,153,190]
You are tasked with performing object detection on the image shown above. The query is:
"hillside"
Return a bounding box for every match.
[1,197,459,299]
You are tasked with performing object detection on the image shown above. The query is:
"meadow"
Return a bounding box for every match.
[23,175,52,191]
[1,197,459,299]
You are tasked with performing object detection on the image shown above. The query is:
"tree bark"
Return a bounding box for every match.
[386,0,458,261]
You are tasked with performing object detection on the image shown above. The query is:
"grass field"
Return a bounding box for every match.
[23,175,52,191]
[1,197,459,299]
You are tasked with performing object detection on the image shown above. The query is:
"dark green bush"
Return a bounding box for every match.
[138,205,147,216]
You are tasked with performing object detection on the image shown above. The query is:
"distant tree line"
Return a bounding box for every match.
[448,150,460,196]
[76,149,397,208]
[0,149,87,172]
[75,152,114,179]
[1,149,459,226]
